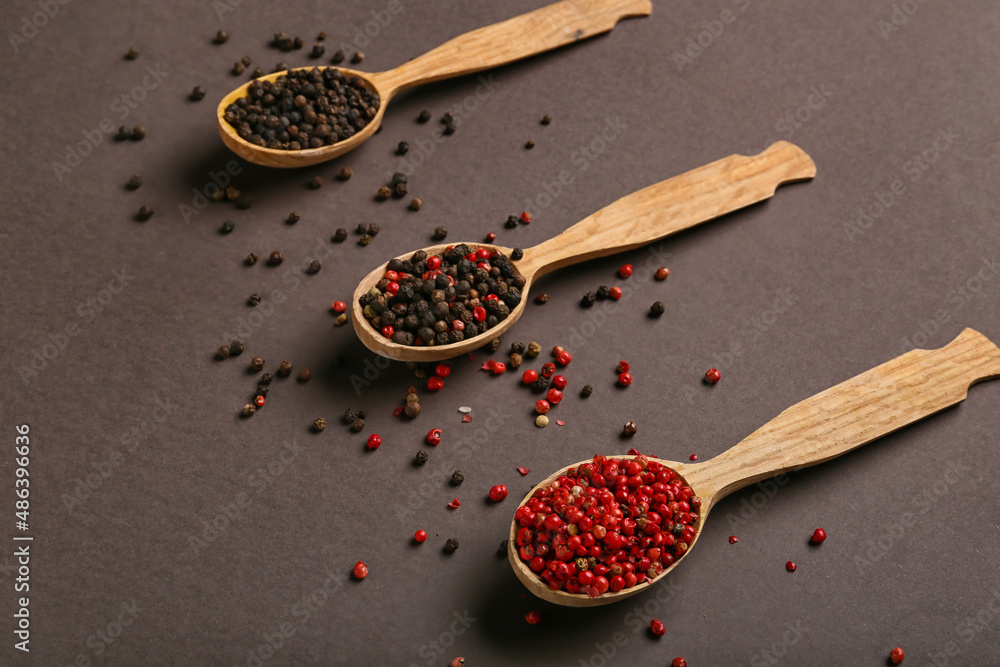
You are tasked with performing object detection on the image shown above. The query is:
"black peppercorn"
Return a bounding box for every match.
[525,139,535,149]
[131,126,146,140]
[286,211,301,225]
[332,228,348,243]
[230,340,245,356]
[497,539,509,557]
[307,176,323,189]
[444,538,459,553]
[451,470,465,486]
[260,373,273,385]
[417,110,431,123]
[580,384,593,398]
[541,114,552,125]
[124,47,138,60]
[532,376,549,393]
[268,251,284,265]
[367,223,380,236]
[396,141,409,155]
[220,220,235,234]
[278,360,293,377]
[351,51,364,63]
[126,173,142,190]
[623,421,637,436]
[414,450,429,465]
[245,253,258,266]
[116,126,132,141]
[250,67,264,78]
[309,43,325,58]
[343,408,358,424]
[355,224,367,235]
[351,418,365,433]
[217,345,231,359]
[250,356,265,371]
[442,122,456,135]
[232,61,246,75]
[336,167,353,181]
[135,205,153,221]
[511,248,524,261]
[214,30,229,44]
[359,234,372,246]
[307,260,321,274]
[248,293,261,306]
[312,417,326,432]
[596,285,610,300]
[650,301,665,317]
[440,112,455,125]
[375,186,391,201]
[581,292,597,308]
[189,86,206,101]
[505,215,519,229]
[432,226,447,241]
[510,341,526,355]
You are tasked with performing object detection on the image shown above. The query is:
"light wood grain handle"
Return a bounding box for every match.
[688,328,1000,503]
[376,0,651,93]
[516,141,816,278]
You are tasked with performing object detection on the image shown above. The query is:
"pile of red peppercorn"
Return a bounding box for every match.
[514,454,700,598]
[358,244,525,346]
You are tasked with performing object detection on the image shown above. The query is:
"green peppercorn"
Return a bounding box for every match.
[335,313,348,326]
[527,342,541,358]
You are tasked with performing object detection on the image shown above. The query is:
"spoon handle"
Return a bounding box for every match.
[516,141,816,278]
[376,0,652,92]
[685,328,1000,503]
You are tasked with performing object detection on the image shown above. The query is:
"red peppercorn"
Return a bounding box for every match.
[386,281,399,295]
[489,484,508,502]
[785,560,797,572]
[689,454,698,461]
[366,434,381,450]
[810,528,827,544]
[650,619,666,637]
[546,388,563,404]
[332,301,347,312]
[427,376,444,391]
[492,362,507,374]
[619,264,633,278]
[522,369,538,384]
[475,248,489,259]
[452,319,465,331]
[535,399,550,414]
[520,212,532,224]
[618,372,633,387]
[448,498,461,509]
[426,428,442,446]
[729,535,739,544]
[473,306,487,322]
[426,256,441,270]
[609,286,622,300]
[254,395,266,407]
[525,611,541,624]
[551,375,567,389]
[671,659,687,667]
[705,368,721,384]
[352,561,368,579]
[484,232,496,242]
[414,530,427,543]
[541,363,555,378]
[381,325,394,338]
[890,647,904,664]
[555,351,571,366]
[656,267,670,281]
[617,361,630,373]
[435,364,451,378]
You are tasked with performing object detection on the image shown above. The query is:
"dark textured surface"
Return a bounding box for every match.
[2,0,1000,665]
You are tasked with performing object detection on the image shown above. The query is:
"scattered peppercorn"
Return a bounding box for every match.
[307,260,322,274]
[375,186,392,201]
[330,49,345,64]
[222,68,380,150]
[509,353,522,369]
[277,360,292,377]
[230,340,245,356]
[232,61,246,75]
[786,561,797,572]
[396,141,409,155]
[116,126,132,141]
[335,313,348,326]
[309,43,325,58]
[451,470,465,486]
[581,292,596,307]
[705,368,721,384]
[444,538,459,553]
[268,251,284,266]
[135,205,154,222]
[541,114,552,125]
[286,211,301,225]
[432,226,448,241]
[810,528,827,544]
[220,220,235,235]
[505,215,519,229]
[623,421,637,436]
[618,372,633,387]
[525,139,535,149]
[619,264,633,278]
[525,611,542,625]
[526,342,541,358]
[298,368,311,382]
[351,51,364,63]
[417,109,431,123]
[511,248,524,261]
[126,173,142,190]
[655,267,670,281]
[650,619,666,637]
[332,228,348,243]
[217,345,231,360]
[414,450,429,465]
[250,67,265,78]
[213,30,229,44]
[336,167,353,182]
[241,403,256,417]
[366,433,381,450]
[409,198,422,211]
[672,659,688,667]
[248,293,262,307]
[580,384,593,398]
[351,418,365,432]
[250,356,265,371]
[312,417,326,432]
[352,561,368,579]
[359,234,372,246]
[497,539,509,557]
[890,647,905,664]
[307,176,323,190]
[124,47,138,60]
[535,415,549,427]
[535,293,549,305]
[245,253,259,266]
[189,86,206,101]
[131,125,146,140]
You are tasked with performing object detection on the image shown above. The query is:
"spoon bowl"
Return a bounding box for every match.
[509,328,1000,606]
[351,141,817,362]
[217,0,653,167]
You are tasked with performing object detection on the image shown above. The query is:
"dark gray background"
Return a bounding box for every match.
[2,0,999,664]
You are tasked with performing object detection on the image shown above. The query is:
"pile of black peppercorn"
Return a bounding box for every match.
[223,68,380,151]
[358,244,525,347]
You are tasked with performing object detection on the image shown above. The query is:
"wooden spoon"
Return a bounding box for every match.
[509,328,1000,606]
[351,141,816,362]
[217,0,653,167]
